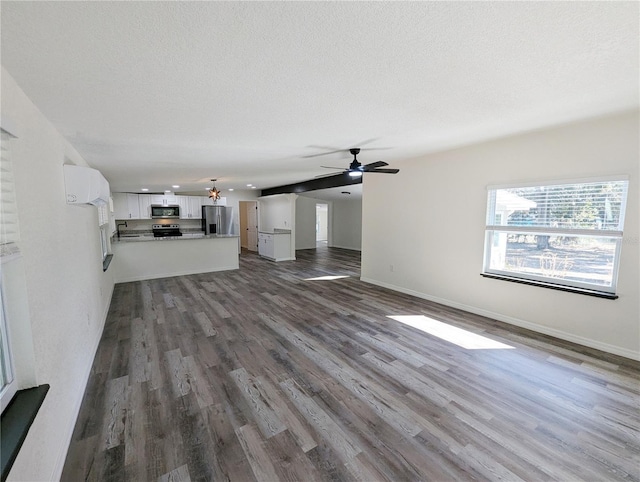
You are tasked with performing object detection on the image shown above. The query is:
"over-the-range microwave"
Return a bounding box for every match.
[151,204,180,219]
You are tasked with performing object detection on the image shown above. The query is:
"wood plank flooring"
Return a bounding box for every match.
[62,248,640,481]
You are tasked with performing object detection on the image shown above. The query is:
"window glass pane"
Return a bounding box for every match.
[486,232,618,288]
[1,287,15,400]
[100,227,108,261]
[492,180,628,231]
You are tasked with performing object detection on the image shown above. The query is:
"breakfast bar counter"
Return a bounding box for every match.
[111,234,239,282]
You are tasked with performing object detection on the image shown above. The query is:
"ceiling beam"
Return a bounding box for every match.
[260,173,362,197]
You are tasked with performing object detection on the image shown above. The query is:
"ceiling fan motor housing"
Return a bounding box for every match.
[349,149,362,170]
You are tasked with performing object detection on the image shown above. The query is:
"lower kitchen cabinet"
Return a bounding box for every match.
[258,232,291,261]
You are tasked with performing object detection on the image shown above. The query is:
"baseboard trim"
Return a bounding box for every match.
[115,265,239,283]
[360,277,640,361]
[329,245,362,252]
[49,281,115,481]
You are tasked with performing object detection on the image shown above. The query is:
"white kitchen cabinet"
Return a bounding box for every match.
[176,196,206,219]
[258,233,274,259]
[112,193,140,220]
[190,196,207,218]
[258,232,291,261]
[138,194,153,219]
[150,194,177,206]
[177,196,190,219]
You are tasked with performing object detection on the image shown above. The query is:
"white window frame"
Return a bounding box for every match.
[98,203,109,262]
[0,125,19,412]
[0,279,17,413]
[482,176,629,296]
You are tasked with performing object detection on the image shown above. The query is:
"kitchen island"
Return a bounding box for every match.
[111,234,239,282]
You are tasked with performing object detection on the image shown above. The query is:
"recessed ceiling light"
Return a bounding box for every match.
[247,184,252,187]
[172,185,180,189]
[164,190,171,193]
[251,186,257,189]
[141,188,149,192]
[228,188,234,191]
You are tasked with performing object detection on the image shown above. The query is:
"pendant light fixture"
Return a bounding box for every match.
[208,179,221,202]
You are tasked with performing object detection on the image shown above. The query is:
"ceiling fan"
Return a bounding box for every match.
[317,148,399,178]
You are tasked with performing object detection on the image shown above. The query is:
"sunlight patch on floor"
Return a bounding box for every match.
[304,275,350,281]
[388,315,515,350]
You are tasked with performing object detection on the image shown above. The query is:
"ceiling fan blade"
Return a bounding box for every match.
[320,165,347,169]
[302,143,393,159]
[314,171,344,178]
[302,149,346,158]
[367,169,400,174]
[363,161,388,169]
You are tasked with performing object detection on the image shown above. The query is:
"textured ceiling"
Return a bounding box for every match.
[1,1,638,194]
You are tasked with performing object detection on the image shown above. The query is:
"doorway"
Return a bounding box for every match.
[239,201,258,252]
[316,203,328,248]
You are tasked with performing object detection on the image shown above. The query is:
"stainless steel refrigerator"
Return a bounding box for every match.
[201,205,234,235]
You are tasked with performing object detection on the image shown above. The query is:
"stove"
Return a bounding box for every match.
[152,224,182,238]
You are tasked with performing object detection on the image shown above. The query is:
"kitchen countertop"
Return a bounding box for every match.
[113,233,239,243]
[258,229,291,235]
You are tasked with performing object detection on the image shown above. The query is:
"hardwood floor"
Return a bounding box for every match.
[62,248,640,481]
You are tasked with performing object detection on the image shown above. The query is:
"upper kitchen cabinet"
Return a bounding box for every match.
[140,194,182,218]
[191,196,209,218]
[176,195,209,219]
[177,196,189,218]
[112,193,141,220]
[138,195,153,219]
[150,194,177,206]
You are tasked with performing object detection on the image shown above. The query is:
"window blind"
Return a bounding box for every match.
[486,179,628,233]
[0,134,20,248]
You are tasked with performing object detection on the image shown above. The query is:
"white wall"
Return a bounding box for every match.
[1,67,115,480]
[295,196,322,249]
[259,193,295,232]
[332,199,362,251]
[296,195,362,251]
[361,111,639,360]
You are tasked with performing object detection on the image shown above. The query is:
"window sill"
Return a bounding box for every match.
[480,273,618,299]
[1,385,49,481]
[102,254,113,272]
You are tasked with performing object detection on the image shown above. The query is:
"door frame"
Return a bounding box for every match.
[239,201,258,252]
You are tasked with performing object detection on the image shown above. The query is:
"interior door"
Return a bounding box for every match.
[246,201,258,251]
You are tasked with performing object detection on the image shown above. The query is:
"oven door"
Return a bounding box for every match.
[151,205,180,218]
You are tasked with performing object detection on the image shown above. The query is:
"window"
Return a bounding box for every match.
[0,126,18,411]
[98,203,109,261]
[482,178,629,296]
